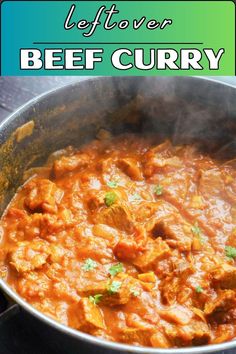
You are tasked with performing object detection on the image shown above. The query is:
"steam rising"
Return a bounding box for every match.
[1,76,236,214]
[122,77,236,161]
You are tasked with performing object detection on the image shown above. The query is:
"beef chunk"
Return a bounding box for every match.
[173,258,194,277]
[159,305,193,325]
[90,329,113,341]
[150,331,171,348]
[98,202,134,233]
[160,276,180,305]
[78,274,136,306]
[164,320,211,346]
[117,158,143,181]
[138,272,156,283]
[150,215,193,251]
[114,239,139,261]
[77,281,109,298]
[199,168,224,197]
[211,263,236,289]
[101,273,136,306]
[9,239,51,273]
[6,208,27,220]
[159,275,192,306]
[24,178,63,213]
[15,210,74,241]
[93,224,118,244]
[68,298,105,332]
[133,237,170,272]
[87,191,105,212]
[135,202,158,223]
[143,141,178,177]
[204,290,236,316]
[213,324,236,344]
[211,308,236,325]
[120,327,155,346]
[53,153,89,178]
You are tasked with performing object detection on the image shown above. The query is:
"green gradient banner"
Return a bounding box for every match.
[0,0,235,75]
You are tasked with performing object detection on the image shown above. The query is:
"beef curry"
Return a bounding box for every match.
[1,132,236,348]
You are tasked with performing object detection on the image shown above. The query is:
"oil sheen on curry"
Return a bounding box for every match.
[1,132,236,348]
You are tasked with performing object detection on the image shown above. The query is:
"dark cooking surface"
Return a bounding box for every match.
[0,76,236,354]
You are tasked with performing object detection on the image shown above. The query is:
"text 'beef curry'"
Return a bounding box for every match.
[1,132,236,348]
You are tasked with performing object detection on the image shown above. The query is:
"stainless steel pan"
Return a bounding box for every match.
[0,76,236,354]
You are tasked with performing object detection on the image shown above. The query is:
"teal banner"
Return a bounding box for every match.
[0,0,235,75]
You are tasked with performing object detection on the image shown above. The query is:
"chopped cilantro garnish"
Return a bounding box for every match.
[191,222,204,244]
[130,193,141,202]
[225,246,236,259]
[154,185,163,196]
[107,281,122,294]
[131,287,140,297]
[191,222,201,236]
[195,285,203,294]
[89,294,103,305]
[109,263,124,276]
[82,258,98,271]
[107,180,118,188]
[104,191,117,207]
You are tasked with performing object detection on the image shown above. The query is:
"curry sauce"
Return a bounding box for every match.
[1,132,236,348]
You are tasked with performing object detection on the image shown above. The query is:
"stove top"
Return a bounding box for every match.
[0,292,64,354]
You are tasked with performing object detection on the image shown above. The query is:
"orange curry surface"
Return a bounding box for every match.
[1,132,236,348]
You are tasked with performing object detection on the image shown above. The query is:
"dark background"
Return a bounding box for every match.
[0,77,81,121]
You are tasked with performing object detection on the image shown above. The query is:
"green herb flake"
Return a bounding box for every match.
[154,185,163,196]
[89,294,103,305]
[104,191,117,207]
[191,222,201,236]
[82,258,98,271]
[195,285,203,294]
[130,193,141,202]
[107,281,122,294]
[109,263,124,276]
[225,246,236,260]
[130,288,140,297]
[107,180,118,188]
[191,222,205,244]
